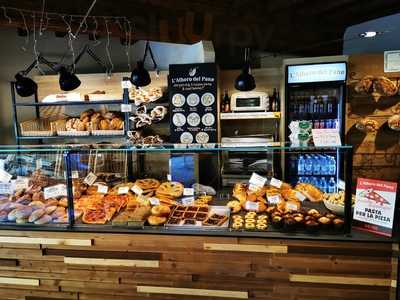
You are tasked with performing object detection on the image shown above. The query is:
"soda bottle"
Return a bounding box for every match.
[328,177,336,193]
[312,155,320,175]
[320,177,327,193]
[297,155,305,175]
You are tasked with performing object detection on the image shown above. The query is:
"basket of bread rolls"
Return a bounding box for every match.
[90,110,124,136]
[53,117,90,136]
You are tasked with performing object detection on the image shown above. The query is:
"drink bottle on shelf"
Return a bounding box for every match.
[328,177,336,193]
[312,155,320,175]
[320,155,328,175]
[320,177,327,193]
[328,156,336,175]
[298,155,305,175]
[304,155,313,175]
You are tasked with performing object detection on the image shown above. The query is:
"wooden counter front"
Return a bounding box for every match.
[0,230,395,300]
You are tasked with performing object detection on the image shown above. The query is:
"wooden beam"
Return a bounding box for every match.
[64,257,160,268]
[204,243,288,253]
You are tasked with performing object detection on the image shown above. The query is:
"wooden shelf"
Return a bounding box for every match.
[220,112,281,120]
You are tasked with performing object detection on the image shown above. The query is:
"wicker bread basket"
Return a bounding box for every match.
[19,119,55,136]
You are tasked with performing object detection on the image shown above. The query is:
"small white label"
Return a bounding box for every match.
[0,169,12,183]
[183,188,194,196]
[118,186,129,195]
[249,172,267,188]
[269,178,282,188]
[44,184,67,200]
[121,104,132,112]
[295,191,306,202]
[121,80,132,89]
[286,202,298,211]
[36,159,42,170]
[337,179,346,190]
[267,195,281,204]
[97,185,108,194]
[167,174,172,181]
[149,197,160,206]
[182,197,195,206]
[245,201,259,211]
[83,172,97,186]
[248,183,260,192]
[71,171,79,179]
[131,185,143,195]
[15,176,29,190]
[0,182,13,194]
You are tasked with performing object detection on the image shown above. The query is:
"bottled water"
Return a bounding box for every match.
[304,155,313,175]
[297,155,305,175]
[320,177,327,193]
[312,155,320,175]
[320,155,328,175]
[328,177,336,193]
[328,156,336,175]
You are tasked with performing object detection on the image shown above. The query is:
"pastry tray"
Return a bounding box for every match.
[165,205,230,230]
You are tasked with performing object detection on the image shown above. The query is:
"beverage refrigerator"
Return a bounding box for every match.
[283,61,348,192]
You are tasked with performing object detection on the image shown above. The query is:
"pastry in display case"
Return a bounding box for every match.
[0,144,353,236]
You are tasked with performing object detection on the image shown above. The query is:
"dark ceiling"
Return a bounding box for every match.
[0,0,400,68]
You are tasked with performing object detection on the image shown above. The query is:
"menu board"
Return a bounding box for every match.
[168,63,218,144]
[353,178,398,237]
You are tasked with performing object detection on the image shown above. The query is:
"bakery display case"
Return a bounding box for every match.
[0,143,355,237]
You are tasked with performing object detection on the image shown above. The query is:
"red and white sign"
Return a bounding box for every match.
[353,178,397,237]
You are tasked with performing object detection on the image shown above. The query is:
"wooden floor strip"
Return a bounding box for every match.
[290,274,394,287]
[0,276,39,286]
[0,236,92,246]
[137,285,248,299]
[204,243,287,253]
[64,257,159,268]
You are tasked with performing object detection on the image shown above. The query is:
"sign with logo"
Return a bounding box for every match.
[287,62,347,84]
[353,178,397,237]
[168,63,218,144]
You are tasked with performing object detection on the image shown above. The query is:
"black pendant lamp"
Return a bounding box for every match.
[130,41,158,88]
[234,48,256,91]
[14,73,38,97]
[59,66,81,91]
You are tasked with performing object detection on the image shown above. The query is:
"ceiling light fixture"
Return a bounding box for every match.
[234,48,256,91]
[359,31,382,38]
[130,41,159,88]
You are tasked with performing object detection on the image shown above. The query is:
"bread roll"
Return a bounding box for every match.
[45,205,57,215]
[151,205,171,217]
[28,201,45,210]
[15,206,33,219]
[34,214,52,225]
[16,218,29,224]
[99,119,110,130]
[8,209,19,221]
[58,198,68,208]
[147,215,167,226]
[29,208,45,222]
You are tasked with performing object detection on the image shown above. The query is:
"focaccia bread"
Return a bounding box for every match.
[156,182,184,198]
[295,183,323,202]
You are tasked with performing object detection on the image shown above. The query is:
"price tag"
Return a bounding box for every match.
[83,172,97,186]
[167,174,172,181]
[97,185,108,194]
[249,172,267,188]
[36,159,42,170]
[267,195,281,204]
[0,183,13,195]
[248,183,260,192]
[311,129,342,147]
[149,197,160,206]
[337,179,346,190]
[120,104,132,112]
[118,186,129,195]
[182,197,195,206]
[71,171,79,179]
[15,176,29,190]
[269,177,282,188]
[131,185,143,195]
[295,191,306,202]
[0,169,12,183]
[245,201,259,211]
[286,202,298,211]
[44,184,67,200]
[121,80,132,89]
[183,188,194,196]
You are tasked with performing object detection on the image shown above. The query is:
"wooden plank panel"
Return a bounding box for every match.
[0,276,39,286]
[0,237,92,247]
[137,285,249,299]
[64,257,159,268]
[204,243,287,253]
[289,274,393,286]
[44,249,161,260]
